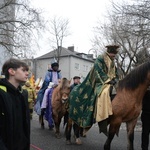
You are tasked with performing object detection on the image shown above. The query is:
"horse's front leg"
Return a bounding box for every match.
[54,115,61,139]
[65,118,73,145]
[126,119,137,150]
[104,130,115,150]
[104,120,121,150]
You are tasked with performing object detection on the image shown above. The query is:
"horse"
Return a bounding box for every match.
[104,61,150,150]
[40,77,71,138]
[66,61,150,149]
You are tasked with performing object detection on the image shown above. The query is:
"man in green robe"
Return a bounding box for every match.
[69,45,120,131]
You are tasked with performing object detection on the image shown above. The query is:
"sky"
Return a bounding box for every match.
[31,0,112,57]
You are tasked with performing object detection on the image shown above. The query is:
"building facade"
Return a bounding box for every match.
[32,46,95,83]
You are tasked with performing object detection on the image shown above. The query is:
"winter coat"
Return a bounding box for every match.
[0,78,30,150]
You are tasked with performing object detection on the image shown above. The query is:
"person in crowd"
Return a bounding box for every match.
[141,88,150,150]
[34,59,61,115]
[40,82,55,129]
[69,45,120,135]
[70,76,87,137]
[0,58,30,150]
[70,76,81,91]
[22,80,37,119]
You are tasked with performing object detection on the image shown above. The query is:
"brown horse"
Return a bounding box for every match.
[39,78,71,138]
[104,61,150,150]
[51,77,71,138]
[66,61,150,149]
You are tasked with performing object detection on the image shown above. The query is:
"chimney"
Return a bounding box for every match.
[68,46,74,52]
[87,54,93,59]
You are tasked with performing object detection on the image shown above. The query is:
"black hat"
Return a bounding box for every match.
[73,76,80,80]
[106,45,120,54]
[51,62,59,68]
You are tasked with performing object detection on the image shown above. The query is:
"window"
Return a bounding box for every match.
[81,54,88,59]
[83,65,88,71]
[75,63,80,70]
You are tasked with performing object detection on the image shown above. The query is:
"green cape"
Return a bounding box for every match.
[69,54,118,128]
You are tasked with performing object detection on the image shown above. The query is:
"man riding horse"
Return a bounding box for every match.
[34,59,61,116]
[68,45,120,136]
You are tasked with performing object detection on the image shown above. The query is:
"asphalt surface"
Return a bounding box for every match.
[30,112,142,150]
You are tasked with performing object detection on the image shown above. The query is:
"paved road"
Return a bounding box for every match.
[30,113,142,150]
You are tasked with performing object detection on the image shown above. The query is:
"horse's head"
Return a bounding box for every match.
[59,78,71,103]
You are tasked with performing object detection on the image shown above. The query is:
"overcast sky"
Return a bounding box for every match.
[31,0,113,57]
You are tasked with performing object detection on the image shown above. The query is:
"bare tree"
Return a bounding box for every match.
[48,16,70,63]
[92,0,150,76]
[0,0,45,58]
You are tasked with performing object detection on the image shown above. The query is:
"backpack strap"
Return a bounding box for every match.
[0,85,7,92]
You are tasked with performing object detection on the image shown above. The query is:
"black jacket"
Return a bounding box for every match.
[142,89,150,113]
[0,79,30,150]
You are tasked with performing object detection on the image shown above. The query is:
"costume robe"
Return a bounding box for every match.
[69,53,119,128]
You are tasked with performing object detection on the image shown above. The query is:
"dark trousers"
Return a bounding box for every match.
[141,112,150,150]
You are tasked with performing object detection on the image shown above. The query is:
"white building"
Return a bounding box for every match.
[33,46,95,82]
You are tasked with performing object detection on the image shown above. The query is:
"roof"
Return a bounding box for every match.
[35,47,94,62]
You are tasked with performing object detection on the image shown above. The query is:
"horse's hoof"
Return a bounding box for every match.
[55,133,61,139]
[75,138,82,145]
[66,140,72,145]
[80,133,86,138]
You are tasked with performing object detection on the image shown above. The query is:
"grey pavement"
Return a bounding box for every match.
[30,112,142,150]
[31,111,142,131]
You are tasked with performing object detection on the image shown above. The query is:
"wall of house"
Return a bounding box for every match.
[34,56,94,83]
[69,56,94,83]
[34,57,71,80]
[34,58,52,79]
[58,56,70,79]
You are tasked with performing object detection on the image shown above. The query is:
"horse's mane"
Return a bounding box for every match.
[118,61,150,90]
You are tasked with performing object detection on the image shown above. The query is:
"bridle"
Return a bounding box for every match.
[61,91,69,104]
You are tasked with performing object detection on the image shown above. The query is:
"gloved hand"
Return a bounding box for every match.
[108,79,116,85]
[41,108,46,116]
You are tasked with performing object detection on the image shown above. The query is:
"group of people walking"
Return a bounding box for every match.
[0,44,150,150]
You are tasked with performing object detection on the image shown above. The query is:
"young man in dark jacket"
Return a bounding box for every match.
[0,58,30,150]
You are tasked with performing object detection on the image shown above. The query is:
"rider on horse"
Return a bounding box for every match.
[34,59,61,116]
[68,45,120,135]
